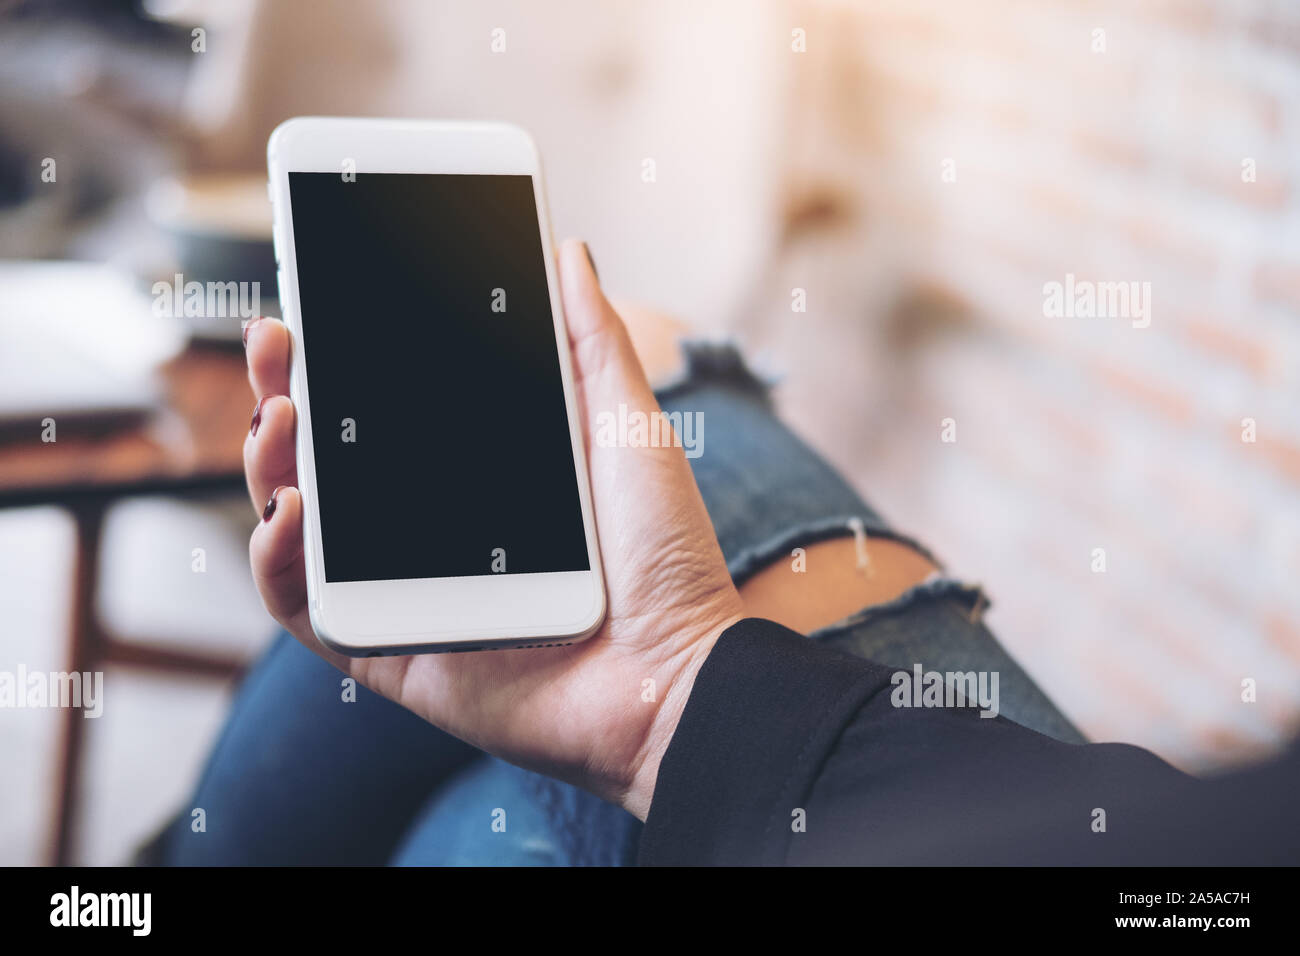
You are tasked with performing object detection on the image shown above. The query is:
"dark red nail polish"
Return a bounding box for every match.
[242,316,264,348]
[250,396,265,436]
[262,487,282,522]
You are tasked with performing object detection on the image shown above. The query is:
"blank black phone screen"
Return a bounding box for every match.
[287,172,589,582]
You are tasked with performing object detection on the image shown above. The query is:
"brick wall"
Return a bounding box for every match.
[755,0,1300,769]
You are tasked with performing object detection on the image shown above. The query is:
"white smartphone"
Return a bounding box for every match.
[266,117,605,656]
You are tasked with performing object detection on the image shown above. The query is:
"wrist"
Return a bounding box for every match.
[618,602,744,821]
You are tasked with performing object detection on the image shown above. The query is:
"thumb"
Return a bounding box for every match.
[557,239,657,414]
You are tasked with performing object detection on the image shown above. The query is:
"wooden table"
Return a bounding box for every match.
[0,344,254,865]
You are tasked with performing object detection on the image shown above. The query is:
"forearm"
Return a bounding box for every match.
[635,618,1240,865]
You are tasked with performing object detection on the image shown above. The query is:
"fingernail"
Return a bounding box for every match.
[242,316,264,348]
[583,242,598,281]
[262,486,284,522]
[249,396,265,436]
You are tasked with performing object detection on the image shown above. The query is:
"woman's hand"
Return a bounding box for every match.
[243,239,744,819]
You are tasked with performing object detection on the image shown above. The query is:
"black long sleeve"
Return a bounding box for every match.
[638,618,1300,865]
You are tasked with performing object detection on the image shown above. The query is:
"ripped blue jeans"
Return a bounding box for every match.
[160,342,1082,866]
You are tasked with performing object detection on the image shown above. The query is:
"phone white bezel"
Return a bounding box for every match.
[266,117,605,655]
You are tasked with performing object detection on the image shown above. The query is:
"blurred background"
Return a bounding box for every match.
[2,0,1298,864]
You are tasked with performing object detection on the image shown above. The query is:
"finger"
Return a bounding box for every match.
[557,239,657,412]
[245,317,292,398]
[250,486,356,675]
[248,485,311,629]
[244,394,298,514]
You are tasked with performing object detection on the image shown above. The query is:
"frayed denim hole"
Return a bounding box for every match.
[654,338,778,409]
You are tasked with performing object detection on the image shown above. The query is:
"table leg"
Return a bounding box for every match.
[49,499,105,866]
[45,492,251,865]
